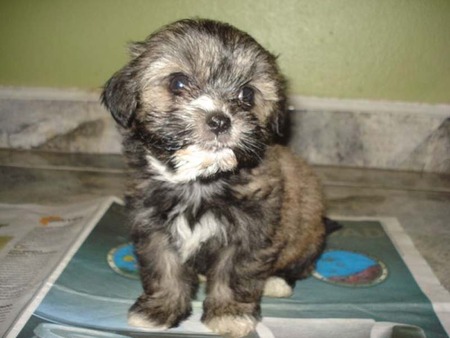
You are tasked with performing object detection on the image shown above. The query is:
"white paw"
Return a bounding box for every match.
[205,315,257,338]
[263,277,293,298]
[127,311,169,330]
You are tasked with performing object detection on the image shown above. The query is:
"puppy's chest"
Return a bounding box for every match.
[164,184,228,262]
[170,210,225,262]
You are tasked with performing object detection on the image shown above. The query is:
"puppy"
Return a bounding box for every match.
[102,19,327,338]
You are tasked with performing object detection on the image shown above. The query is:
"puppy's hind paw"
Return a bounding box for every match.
[263,277,293,298]
[204,315,257,338]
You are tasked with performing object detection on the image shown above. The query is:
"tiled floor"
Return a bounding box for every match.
[1,149,449,290]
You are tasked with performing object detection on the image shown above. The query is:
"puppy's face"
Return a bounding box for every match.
[103,19,286,181]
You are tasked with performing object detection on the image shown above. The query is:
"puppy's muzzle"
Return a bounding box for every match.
[206,112,231,135]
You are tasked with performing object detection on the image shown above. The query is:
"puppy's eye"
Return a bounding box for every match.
[238,86,255,108]
[169,73,189,95]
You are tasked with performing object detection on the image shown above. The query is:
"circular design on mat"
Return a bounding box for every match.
[107,243,139,279]
[312,250,388,287]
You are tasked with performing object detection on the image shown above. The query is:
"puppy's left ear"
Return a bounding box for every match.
[101,66,139,128]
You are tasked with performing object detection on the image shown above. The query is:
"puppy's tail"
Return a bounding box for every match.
[323,217,342,235]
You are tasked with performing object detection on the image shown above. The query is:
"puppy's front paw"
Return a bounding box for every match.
[128,311,169,330]
[204,315,257,338]
[128,294,191,329]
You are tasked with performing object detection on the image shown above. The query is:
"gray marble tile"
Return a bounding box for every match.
[0,149,126,171]
[289,110,366,167]
[289,108,450,173]
[315,165,450,193]
[3,149,449,193]
[399,117,450,173]
[0,93,122,154]
[0,165,126,204]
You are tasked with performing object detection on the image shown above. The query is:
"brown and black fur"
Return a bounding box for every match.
[102,19,327,337]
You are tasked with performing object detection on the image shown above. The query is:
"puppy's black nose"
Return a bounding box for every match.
[206,112,231,135]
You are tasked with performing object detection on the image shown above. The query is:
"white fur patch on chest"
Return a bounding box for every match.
[171,212,226,262]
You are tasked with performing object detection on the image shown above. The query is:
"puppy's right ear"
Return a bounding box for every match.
[101,66,139,128]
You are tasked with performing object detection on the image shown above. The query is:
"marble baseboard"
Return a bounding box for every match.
[289,97,450,173]
[0,87,121,154]
[0,87,449,173]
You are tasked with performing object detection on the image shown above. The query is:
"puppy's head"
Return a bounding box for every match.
[102,19,286,182]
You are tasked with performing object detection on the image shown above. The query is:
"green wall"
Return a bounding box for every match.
[1,0,449,104]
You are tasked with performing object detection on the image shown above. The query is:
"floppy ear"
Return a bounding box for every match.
[101,66,139,128]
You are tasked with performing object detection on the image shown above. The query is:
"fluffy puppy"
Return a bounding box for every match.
[102,19,326,338]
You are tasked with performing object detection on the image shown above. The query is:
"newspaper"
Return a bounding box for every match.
[0,197,449,338]
[0,197,117,337]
